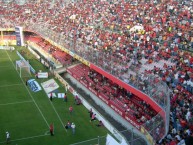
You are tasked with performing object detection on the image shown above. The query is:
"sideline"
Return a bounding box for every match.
[0,83,23,88]
[0,134,49,144]
[48,99,68,132]
[0,100,33,106]
[0,65,14,68]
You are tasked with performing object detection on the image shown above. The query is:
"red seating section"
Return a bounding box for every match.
[67,64,157,127]
[27,37,72,66]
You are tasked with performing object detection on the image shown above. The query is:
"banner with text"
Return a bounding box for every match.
[37,72,48,78]
[41,79,59,94]
[15,26,24,46]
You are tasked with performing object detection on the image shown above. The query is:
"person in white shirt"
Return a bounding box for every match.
[177,139,185,145]
[175,134,181,141]
[167,133,173,140]
[174,73,179,84]
[190,80,193,93]
[172,127,177,135]
[6,132,10,144]
[71,123,75,135]
[186,109,191,122]
[185,129,191,136]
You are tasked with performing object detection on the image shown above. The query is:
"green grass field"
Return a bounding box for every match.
[0,48,108,145]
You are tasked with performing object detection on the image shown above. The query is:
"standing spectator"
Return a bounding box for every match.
[89,108,93,118]
[65,84,68,92]
[50,93,53,101]
[35,73,38,79]
[64,93,67,102]
[74,95,81,105]
[65,120,71,129]
[71,123,75,135]
[90,114,96,122]
[50,123,54,136]
[6,132,10,144]
[67,120,71,129]
[69,106,73,114]
[184,70,190,81]
[186,109,191,122]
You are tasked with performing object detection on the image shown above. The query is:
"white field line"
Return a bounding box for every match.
[0,100,33,106]
[5,50,50,128]
[48,100,67,132]
[0,83,23,88]
[69,137,100,145]
[0,66,14,68]
[44,130,50,135]
[0,134,49,144]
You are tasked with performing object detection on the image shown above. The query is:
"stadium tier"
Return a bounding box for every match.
[0,0,193,145]
[67,63,157,122]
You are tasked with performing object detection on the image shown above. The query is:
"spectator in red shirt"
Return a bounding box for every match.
[69,106,73,114]
[64,93,67,102]
[90,114,96,122]
[50,123,54,136]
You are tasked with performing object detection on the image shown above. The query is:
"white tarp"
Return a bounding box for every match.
[58,93,65,98]
[0,46,15,50]
[41,79,59,94]
[106,134,120,145]
[47,92,57,98]
[106,134,127,145]
[37,72,48,78]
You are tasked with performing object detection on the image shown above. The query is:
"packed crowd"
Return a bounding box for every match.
[0,0,193,144]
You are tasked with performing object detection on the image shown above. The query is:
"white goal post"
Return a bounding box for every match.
[16,60,31,78]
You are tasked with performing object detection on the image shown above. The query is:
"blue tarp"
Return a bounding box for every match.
[27,79,42,92]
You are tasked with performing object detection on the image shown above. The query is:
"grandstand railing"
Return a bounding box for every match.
[26,22,169,107]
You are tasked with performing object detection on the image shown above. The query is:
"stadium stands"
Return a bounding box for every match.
[26,37,73,66]
[67,63,157,125]
[0,0,193,144]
